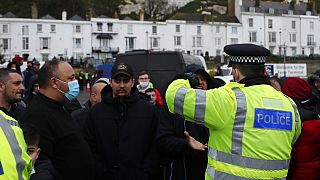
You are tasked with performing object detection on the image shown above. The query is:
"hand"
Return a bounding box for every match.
[184,131,208,151]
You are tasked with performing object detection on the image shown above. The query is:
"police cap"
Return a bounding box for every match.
[224,43,271,67]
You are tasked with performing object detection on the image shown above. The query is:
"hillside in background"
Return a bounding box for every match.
[0,0,319,20]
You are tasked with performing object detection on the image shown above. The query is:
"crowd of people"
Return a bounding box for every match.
[0,43,320,180]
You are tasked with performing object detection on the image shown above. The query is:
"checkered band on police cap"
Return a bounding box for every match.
[224,43,271,67]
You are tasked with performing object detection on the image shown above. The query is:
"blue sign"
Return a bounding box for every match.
[265,65,274,76]
[254,108,292,131]
[0,161,3,175]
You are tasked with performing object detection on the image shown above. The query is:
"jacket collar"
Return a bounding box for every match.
[238,75,271,87]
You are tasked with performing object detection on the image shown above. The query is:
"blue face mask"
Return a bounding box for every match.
[56,79,80,101]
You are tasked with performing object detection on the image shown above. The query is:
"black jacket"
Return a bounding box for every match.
[30,160,60,180]
[71,100,91,130]
[85,85,160,180]
[21,93,95,180]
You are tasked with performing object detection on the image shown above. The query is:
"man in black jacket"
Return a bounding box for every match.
[85,63,160,180]
[21,59,94,180]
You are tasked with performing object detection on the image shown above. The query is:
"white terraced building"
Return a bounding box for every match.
[0,0,320,62]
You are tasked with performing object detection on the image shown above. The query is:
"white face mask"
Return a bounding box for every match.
[139,81,149,88]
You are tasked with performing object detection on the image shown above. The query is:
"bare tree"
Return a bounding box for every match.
[144,0,169,20]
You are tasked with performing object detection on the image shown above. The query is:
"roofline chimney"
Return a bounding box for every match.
[31,2,38,19]
[62,10,67,21]
[139,9,145,21]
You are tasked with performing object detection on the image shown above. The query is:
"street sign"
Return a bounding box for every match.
[265,63,307,77]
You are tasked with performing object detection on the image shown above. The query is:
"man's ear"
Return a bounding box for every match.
[132,79,135,87]
[50,77,58,89]
[0,82,5,92]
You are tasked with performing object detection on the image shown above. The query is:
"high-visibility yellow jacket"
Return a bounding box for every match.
[166,80,301,180]
[0,110,32,180]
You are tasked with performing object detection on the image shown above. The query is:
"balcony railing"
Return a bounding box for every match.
[92,47,119,52]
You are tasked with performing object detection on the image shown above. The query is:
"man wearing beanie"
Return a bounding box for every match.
[282,77,320,180]
[165,43,301,179]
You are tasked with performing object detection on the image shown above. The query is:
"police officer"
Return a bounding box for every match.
[165,43,301,179]
[0,110,32,180]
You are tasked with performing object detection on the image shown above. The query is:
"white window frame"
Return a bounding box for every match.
[74,38,82,49]
[175,25,180,33]
[231,27,237,34]
[268,32,276,43]
[22,37,29,50]
[249,18,254,28]
[268,19,273,28]
[193,36,202,47]
[216,26,220,33]
[107,23,113,32]
[75,25,81,33]
[2,24,9,34]
[307,34,314,46]
[2,38,10,50]
[125,37,136,50]
[197,26,201,34]
[97,23,102,31]
[290,33,296,43]
[291,21,296,29]
[37,24,42,32]
[174,36,181,46]
[50,25,56,32]
[22,25,29,35]
[127,24,133,34]
[150,37,160,49]
[231,38,238,44]
[310,21,314,30]
[152,26,157,34]
[40,37,50,49]
[249,32,257,42]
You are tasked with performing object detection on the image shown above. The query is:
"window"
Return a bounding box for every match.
[193,36,202,47]
[22,25,29,35]
[175,25,180,33]
[302,48,305,55]
[151,37,160,49]
[107,23,113,32]
[268,32,276,43]
[40,38,50,49]
[249,32,257,42]
[249,18,254,28]
[249,7,255,13]
[216,26,220,33]
[22,37,29,50]
[310,47,314,54]
[290,33,296,43]
[216,49,221,56]
[2,24,9,34]
[97,22,102,31]
[42,54,49,61]
[231,38,238,44]
[215,38,221,46]
[292,21,296,29]
[2,38,10,49]
[174,36,181,46]
[269,46,274,54]
[102,39,110,47]
[291,47,296,56]
[37,24,42,32]
[125,37,135,50]
[50,25,56,32]
[268,19,273,28]
[269,8,274,14]
[231,27,237,34]
[74,38,82,49]
[75,25,81,33]
[288,10,293,15]
[127,25,133,34]
[307,34,314,46]
[152,26,157,34]
[310,22,314,30]
[197,26,201,34]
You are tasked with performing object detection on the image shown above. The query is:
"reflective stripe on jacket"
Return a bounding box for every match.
[0,110,32,180]
[165,79,301,179]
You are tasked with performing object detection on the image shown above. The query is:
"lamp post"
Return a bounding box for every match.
[146,31,149,50]
[283,42,286,77]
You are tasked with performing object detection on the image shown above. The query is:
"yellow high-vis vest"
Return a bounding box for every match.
[0,110,32,180]
[166,79,301,180]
